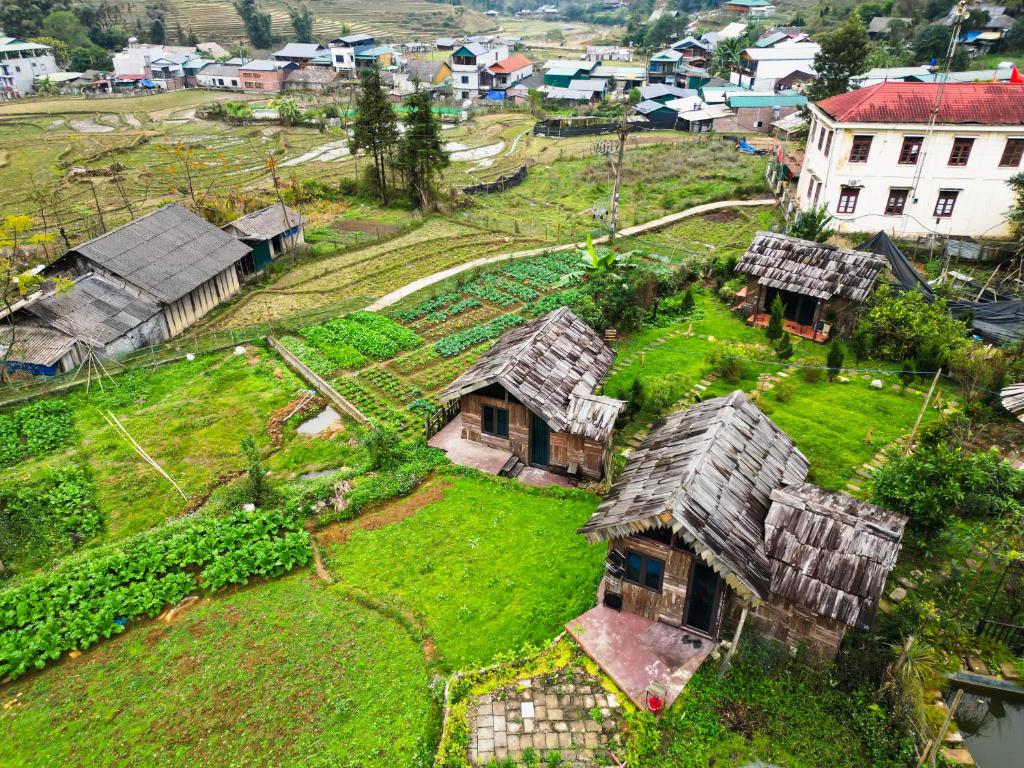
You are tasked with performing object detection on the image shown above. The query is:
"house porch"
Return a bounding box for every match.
[748,312,829,342]
[428,413,573,488]
[566,604,715,710]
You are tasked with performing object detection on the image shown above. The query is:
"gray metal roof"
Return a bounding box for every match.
[439,308,624,441]
[239,59,281,71]
[274,43,326,59]
[0,325,77,366]
[638,83,694,100]
[580,391,810,599]
[225,205,304,240]
[735,232,887,303]
[23,273,161,347]
[765,483,907,629]
[197,63,241,78]
[67,204,251,304]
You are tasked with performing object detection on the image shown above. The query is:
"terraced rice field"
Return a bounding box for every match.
[151,0,495,44]
[212,218,541,329]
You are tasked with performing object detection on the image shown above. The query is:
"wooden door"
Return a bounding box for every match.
[529,413,550,467]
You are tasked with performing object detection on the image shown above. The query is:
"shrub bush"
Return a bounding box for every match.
[862,285,968,364]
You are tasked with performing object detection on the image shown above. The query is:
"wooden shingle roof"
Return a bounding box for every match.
[765,484,908,629]
[735,232,886,302]
[1002,383,1024,422]
[439,308,624,441]
[579,391,810,598]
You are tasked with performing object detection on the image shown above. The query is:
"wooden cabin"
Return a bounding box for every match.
[578,391,907,659]
[734,232,886,340]
[47,204,250,340]
[439,308,625,480]
[224,204,306,277]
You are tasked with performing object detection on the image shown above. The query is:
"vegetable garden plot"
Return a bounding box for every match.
[297,312,422,369]
[0,400,75,469]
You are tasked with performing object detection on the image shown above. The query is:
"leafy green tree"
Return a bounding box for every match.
[862,284,968,363]
[711,37,742,77]
[396,87,449,209]
[766,293,785,341]
[146,2,166,44]
[898,363,915,393]
[786,205,835,243]
[808,14,870,100]
[287,3,315,43]
[28,35,69,66]
[826,337,845,380]
[627,87,641,105]
[914,24,952,61]
[849,323,872,363]
[41,10,91,48]
[349,66,399,202]
[270,95,301,126]
[1006,19,1024,52]
[69,44,112,72]
[233,0,273,49]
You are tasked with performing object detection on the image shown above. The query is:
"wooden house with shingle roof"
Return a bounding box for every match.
[578,391,907,658]
[439,308,625,480]
[734,232,887,340]
[1002,383,1024,422]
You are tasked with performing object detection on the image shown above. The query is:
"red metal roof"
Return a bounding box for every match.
[816,82,1024,125]
[489,54,533,74]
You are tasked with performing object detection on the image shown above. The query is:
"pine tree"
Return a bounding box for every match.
[396,87,449,209]
[775,333,794,362]
[808,14,870,101]
[287,3,314,43]
[233,0,273,50]
[350,66,399,202]
[826,337,844,381]
[766,294,785,341]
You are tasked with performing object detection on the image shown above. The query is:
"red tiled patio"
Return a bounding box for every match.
[427,414,573,488]
[747,313,829,342]
[566,605,715,710]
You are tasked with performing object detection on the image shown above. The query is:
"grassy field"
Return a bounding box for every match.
[325,474,604,669]
[0,473,603,766]
[0,345,354,569]
[0,571,436,768]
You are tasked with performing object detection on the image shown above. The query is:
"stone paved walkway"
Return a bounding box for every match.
[469,666,624,766]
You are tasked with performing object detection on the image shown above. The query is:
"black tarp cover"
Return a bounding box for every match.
[856,231,1024,345]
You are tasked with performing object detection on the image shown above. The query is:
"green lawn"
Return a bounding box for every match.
[604,293,941,491]
[0,572,436,768]
[325,473,604,669]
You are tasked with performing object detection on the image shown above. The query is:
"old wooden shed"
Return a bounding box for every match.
[578,391,907,659]
[438,308,625,480]
[734,232,886,340]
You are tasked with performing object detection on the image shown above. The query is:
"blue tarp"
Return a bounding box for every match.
[737,139,758,154]
[139,79,156,88]
[485,90,505,100]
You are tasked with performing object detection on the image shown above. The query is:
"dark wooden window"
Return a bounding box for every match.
[899,136,923,164]
[999,138,1024,167]
[948,137,974,166]
[817,125,826,151]
[481,405,509,437]
[640,527,673,546]
[837,186,859,214]
[823,130,833,157]
[625,551,665,592]
[934,190,959,218]
[849,135,872,162]
[884,188,909,215]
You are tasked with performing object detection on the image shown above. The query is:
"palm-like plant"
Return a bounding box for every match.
[711,39,742,77]
[557,234,638,286]
[787,205,835,243]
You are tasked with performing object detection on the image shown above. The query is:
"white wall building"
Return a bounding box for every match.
[731,43,819,91]
[451,42,509,99]
[328,33,375,74]
[796,82,1024,239]
[0,37,58,96]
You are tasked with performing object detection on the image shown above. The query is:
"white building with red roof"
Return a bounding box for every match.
[487,54,533,91]
[796,81,1024,239]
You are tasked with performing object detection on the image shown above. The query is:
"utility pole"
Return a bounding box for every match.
[608,119,629,241]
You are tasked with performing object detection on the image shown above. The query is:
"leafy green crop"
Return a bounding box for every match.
[300,313,422,364]
[0,400,76,469]
[434,314,525,357]
[0,507,310,681]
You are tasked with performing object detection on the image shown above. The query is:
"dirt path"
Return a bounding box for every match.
[363,198,775,312]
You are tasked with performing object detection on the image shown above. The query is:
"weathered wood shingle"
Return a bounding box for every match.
[439,308,625,441]
[579,391,810,598]
[764,484,907,630]
[735,232,886,303]
[1002,383,1024,422]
